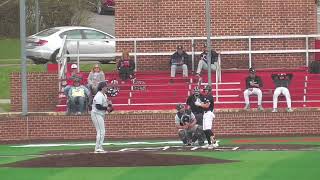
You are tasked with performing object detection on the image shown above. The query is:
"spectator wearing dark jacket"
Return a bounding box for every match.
[196,43,219,77]
[117,51,135,83]
[271,73,293,112]
[243,68,264,111]
[170,45,189,78]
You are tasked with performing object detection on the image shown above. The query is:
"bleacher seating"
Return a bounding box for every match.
[56,68,320,112]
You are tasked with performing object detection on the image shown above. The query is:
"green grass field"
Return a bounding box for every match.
[0,137,319,180]
[0,39,20,60]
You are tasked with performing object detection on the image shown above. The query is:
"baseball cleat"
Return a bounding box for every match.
[258,105,264,111]
[201,144,209,149]
[208,144,215,149]
[94,149,106,153]
[244,104,250,110]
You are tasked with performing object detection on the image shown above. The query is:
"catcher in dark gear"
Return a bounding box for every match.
[174,104,205,146]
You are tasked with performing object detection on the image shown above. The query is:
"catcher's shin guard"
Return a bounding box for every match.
[178,130,188,144]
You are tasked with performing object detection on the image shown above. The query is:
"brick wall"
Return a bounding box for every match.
[1,111,319,141]
[115,0,317,70]
[10,73,59,112]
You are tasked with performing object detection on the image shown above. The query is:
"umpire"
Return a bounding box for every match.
[174,104,205,146]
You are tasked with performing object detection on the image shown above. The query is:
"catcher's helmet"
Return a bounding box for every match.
[204,85,212,92]
[181,114,191,123]
[176,104,185,111]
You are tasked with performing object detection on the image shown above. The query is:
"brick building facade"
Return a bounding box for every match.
[115,0,318,70]
[5,1,320,141]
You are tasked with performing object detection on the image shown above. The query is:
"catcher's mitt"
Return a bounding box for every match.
[107,104,114,113]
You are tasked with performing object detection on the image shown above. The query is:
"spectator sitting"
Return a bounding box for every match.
[271,73,293,113]
[64,64,85,96]
[67,77,90,115]
[170,45,189,79]
[243,68,264,111]
[66,64,85,86]
[196,43,219,77]
[87,64,105,95]
[117,51,135,84]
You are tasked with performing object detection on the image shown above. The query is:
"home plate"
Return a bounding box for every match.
[191,147,199,151]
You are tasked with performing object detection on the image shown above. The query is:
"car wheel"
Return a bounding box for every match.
[99,60,112,64]
[51,49,71,64]
[32,58,48,64]
[50,49,60,64]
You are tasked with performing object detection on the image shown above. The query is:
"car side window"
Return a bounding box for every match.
[83,30,107,39]
[59,30,82,39]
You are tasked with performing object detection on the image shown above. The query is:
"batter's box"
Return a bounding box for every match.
[116,146,239,153]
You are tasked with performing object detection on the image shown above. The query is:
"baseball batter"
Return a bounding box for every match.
[195,85,219,149]
[91,81,113,153]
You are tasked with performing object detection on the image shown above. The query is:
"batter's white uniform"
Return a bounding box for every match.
[273,87,291,109]
[202,111,215,130]
[91,91,109,151]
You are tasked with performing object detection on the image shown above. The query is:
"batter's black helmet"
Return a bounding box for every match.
[176,104,185,111]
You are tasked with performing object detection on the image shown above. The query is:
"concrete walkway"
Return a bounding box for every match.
[0,99,10,104]
[0,99,10,113]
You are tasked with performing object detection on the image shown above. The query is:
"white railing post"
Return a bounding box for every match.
[218,54,222,82]
[249,36,252,68]
[306,37,309,67]
[191,38,195,72]
[303,75,308,107]
[77,40,80,73]
[134,40,137,72]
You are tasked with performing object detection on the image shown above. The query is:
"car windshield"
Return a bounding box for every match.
[35,28,60,37]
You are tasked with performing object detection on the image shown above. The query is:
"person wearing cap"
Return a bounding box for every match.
[174,104,204,146]
[271,73,293,112]
[87,64,105,95]
[196,43,219,77]
[67,77,90,115]
[91,81,113,153]
[66,63,84,86]
[243,68,264,111]
[170,45,190,79]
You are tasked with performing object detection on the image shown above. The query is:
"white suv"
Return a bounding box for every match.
[26,26,115,64]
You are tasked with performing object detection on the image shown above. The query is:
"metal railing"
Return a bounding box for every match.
[57,34,320,106]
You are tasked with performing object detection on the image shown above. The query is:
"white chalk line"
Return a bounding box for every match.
[0,145,239,158]
[10,141,183,148]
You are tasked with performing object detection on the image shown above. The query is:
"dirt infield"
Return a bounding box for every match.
[2,144,318,168]
[3,152,236,167]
